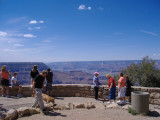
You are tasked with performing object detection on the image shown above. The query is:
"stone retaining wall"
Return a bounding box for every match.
[0,84,160,105]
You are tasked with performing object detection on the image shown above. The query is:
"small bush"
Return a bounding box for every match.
[128,107,137,115]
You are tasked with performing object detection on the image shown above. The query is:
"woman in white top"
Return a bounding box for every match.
[11,72,22,98]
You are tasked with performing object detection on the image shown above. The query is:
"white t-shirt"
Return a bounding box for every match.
[11,76,19,85]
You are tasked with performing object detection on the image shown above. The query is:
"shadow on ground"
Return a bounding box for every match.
[148,111,160,117]
[55,97,64,100]
[47,111,67,117]
[0,106,8,119]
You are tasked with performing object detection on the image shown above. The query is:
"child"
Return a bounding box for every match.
[11,72,23,98]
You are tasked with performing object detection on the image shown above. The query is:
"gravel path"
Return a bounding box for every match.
[0,97,160,120]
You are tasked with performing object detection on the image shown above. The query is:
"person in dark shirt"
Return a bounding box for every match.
[46,68,53,96]
[32,70,48,114]
[124,75,131,103]
[30,65,39,96]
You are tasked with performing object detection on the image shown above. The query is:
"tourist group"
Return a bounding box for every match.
[93,72,131,104]
[0,64,131,114]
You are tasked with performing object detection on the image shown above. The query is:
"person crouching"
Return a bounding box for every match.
[32,70,48,114]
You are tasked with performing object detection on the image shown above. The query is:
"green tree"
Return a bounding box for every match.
[120,56,160,87]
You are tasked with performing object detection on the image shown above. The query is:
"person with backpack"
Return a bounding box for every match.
[106,74,116,103]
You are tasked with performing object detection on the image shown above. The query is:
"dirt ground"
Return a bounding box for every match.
[0,97,160,120]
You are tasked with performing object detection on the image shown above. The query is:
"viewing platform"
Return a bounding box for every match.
[0,84,160,105]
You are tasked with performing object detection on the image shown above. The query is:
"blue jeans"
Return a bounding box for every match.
[109,87,116,100]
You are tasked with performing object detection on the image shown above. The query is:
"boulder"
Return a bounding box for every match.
[53,104,68,110]
[84,102,96,109]
[17,107,30,118]
[5,109,18,120]
[29,108,40,115]
[74,103,85,108]
[68,103,75,110]
[44,104,54,111]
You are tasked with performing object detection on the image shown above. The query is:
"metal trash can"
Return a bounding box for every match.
[131,91,149,114]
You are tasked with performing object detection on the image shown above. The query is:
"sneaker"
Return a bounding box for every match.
[42,109,48,115]
[2,94,6,97]
[122,100,126,104]
[17,94,22,98]
[107,101,111,104]
[111,101,115,104]
[6,95,11,98]
[117,100,122,103]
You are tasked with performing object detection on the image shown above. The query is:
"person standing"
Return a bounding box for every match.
[46,68,53,96]
[93,72,101,100]
[32,70,48,114]
[117,73,126,104]
[106,74,116,103]
[0,65,11,98]
[124,75,131,103]
[30,65,39,96]
[11,72,23,98]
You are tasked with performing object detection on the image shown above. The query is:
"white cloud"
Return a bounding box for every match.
[43,40,51,43]
[88,7,91,10]
[78,5,85,10]
[29,20,44,24]
[8,41,12,44]
[34,27,41,29]
[78,5,91,10]
[153,54,160,56]
[0,31,8,37]
[3,49,15,52]
[39,21,44,23]
[29,20,38,24]
[140,30,158,36]
[28,27,41,30]
[7,17,27,25]
[13,44,24,47]
[98,7,104,10]
[28,27,33,30]
[23,34,36,38]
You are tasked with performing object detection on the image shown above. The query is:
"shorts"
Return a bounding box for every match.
[31,78,35,82]
[118,87,126,98]
[46,83,52,91]
[1,79,9,86]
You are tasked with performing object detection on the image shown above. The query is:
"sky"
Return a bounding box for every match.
[0,0,160,62]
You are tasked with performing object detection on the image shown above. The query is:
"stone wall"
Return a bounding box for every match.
[0,84,160,105]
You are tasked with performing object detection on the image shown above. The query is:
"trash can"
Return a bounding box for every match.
[131,91,149,114]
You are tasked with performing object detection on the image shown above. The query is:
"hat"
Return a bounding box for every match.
[94,72,99,75]
[47,68,51,71]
